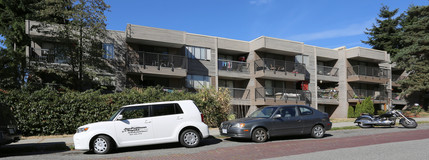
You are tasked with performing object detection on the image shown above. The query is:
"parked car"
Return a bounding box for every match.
[73,100,209,154]
[219,105,332,142]
[0,103,21,145]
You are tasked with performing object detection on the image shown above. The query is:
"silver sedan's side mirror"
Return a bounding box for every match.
[272,114,282,119]
[116,114,123,120]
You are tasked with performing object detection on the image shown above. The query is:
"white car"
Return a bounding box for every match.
[73,100,209,154]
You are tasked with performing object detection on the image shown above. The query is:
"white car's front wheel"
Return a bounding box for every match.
[92,135,113,154]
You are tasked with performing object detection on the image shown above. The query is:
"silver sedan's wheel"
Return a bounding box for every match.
[92,135,112,154]
[180,129,201,148]
[311,125,325,138]
[252,128,267,143]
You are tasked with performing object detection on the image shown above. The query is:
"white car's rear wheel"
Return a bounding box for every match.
[180,129,201,148]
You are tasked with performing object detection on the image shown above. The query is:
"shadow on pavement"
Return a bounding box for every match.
[84,136,222,154]
[0,142,70,158]
[223,134,334,143]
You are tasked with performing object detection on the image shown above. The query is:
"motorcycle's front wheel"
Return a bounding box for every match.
[358,118,373,128]
[400,118,417,128]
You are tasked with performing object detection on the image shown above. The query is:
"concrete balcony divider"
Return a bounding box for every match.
[128,51,187,77]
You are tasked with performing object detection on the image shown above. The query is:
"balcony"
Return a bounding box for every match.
[347,66,389,84]
[128,51,187,77]
[392,75,406,87]
[218,60,250,79]
[347,89,387,104]
[392,92,407,105]
[222,88,250,105]
[317,89,339,105]
[255,87,310,105]
[317,65,339,82]
[254,58,306,81]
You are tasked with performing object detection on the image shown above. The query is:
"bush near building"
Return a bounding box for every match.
[0,86,230,136]
[354,97,375,116]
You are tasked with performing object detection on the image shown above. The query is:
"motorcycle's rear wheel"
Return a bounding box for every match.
[400,118,417,128]
[358,118,373,128]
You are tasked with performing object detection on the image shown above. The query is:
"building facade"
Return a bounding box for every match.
[25,20,407,118]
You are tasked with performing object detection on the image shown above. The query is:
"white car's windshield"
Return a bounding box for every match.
[108,109,121,121]
[248,107,277,118]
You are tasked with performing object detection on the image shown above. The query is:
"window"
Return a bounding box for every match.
[299,107,313,116]
[151,103,183,117]
[185,46,211,61]
[187,75,211,89]
[277,107,297,118]
[121,106,149,120]
[103,43,114,59]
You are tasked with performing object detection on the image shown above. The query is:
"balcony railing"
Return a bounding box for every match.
[347,65,388,78]
[392,92,405,101]
[317,65,338,77]
[348,89,387,100]
[218,59,250,73]
[254,58,306,74]
[130,51,187,70]
[317,89,338,100]
[255,87,310,102]
[221,87,250,100]
[392,75,407,82]
[30,48,69,64]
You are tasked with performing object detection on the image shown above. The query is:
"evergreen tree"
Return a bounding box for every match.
[393,5,429,98]
[0,0,43,89]
[33,0,111,91]
[362,5,402,57]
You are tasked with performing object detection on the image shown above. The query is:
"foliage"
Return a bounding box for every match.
[377,110,387,115]
[406,105,423,116]
[347,106,356,118]
[355,97,374,115]
[30,0,111,91]
[0,86,230,136]
[362,5,402,57]
[0,0,111,90]
[0,0,44,89]
[364,4,429,106]
[393,5,429,96]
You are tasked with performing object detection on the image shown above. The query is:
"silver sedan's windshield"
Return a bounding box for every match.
[248,107,277,118]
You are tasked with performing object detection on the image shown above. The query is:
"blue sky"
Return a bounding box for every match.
[104,0,427,49]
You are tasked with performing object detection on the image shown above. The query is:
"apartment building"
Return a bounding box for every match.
[25,20,407,118]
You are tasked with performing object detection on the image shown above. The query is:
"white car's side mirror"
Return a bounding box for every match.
[116,114,123,120]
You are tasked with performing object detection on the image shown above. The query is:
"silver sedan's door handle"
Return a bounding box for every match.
[145,120,151,123]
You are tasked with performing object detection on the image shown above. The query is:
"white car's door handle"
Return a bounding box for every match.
[145,120,152,123]
[177,116,183,120]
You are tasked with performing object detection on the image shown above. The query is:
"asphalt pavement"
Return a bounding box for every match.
[3,118,429,153]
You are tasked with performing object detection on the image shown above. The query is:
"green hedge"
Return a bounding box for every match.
[0,86,230,136]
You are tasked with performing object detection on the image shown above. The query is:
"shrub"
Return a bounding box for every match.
[355,97,374,116]
[347,106,356,118]
[0,86,230,136]
[377,110,387,115]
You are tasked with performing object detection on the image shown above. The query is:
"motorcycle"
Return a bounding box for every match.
[354,109,417,128]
